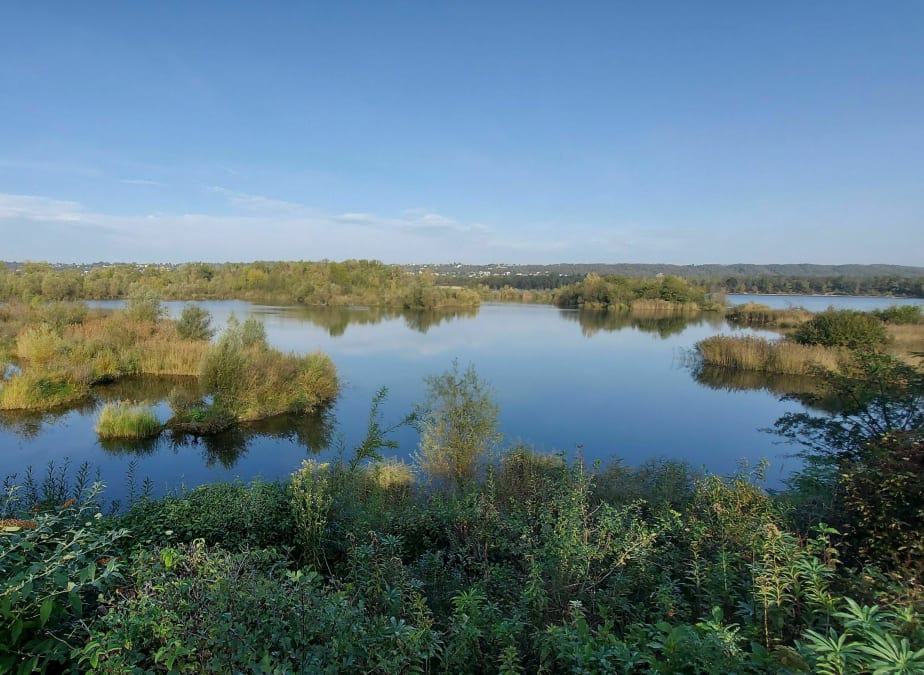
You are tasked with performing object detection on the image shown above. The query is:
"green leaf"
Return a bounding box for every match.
[39,597,54,627]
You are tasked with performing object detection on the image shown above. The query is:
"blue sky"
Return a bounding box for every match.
[1,2,922,264]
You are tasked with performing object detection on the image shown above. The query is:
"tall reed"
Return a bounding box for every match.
[695,335,843,375]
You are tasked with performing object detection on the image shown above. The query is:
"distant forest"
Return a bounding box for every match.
[3,261,924,300]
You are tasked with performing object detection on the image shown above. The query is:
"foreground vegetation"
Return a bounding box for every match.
[2,356,922,673]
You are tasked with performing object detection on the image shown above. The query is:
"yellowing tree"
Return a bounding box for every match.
[415,361,501,488]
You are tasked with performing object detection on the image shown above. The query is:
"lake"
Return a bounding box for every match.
[2,294,916,502]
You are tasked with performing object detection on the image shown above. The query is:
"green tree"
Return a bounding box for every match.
[125,284,166,322]
[176,304,214,340]
[415,361,501,488]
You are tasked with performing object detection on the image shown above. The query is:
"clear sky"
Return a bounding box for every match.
[1,2,922,265]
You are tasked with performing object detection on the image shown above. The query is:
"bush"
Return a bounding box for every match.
[873,304,923,325]
[77,541,441,674]
[176,304,214,340]
[793,309,888,350]
[124,285,165,323]
[0,481,125,674]
[121,480,294,549]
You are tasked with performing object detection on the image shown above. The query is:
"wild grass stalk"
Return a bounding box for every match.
[695,335,843,375]
[95,401,162,439]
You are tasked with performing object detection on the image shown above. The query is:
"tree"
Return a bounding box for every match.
[176,304,214,340]
[415,361,501,488]
[125,284,166,322]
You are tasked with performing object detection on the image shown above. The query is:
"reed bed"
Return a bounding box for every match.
[629,298,702,313]
[136,340,209,376]
[725,303,813,329]
[695,335,844,375]
[0,372,89,410]
[95,401,162,439]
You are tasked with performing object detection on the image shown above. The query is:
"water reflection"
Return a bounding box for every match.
[282,305,480,336]
[692,365,844,413]
[560,308,726,338]
[97,405,336,467]
[0,399,99,439]
[96,375,203,404]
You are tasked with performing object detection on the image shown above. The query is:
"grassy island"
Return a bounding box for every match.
[0,299,339,435]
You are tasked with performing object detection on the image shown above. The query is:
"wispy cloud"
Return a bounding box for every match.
[208,186,306,214]
[0,194,85,222]
[0,191,506,263]
[120,178,165,186]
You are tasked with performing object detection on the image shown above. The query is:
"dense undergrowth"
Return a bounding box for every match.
[2,354,922,673]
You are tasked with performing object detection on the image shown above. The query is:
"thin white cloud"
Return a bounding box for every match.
[120,178,165,186]
[208,186,306,214]
[0,194,84,222]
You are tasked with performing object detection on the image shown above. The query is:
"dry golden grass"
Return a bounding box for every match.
[887,323,924,366]
[15,325,65,365]
[696,335,844,375]
[629,298,701,313]
[2,307,240,411]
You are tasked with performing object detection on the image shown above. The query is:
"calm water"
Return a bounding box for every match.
[4,295,904,501]
[727,293,924,312]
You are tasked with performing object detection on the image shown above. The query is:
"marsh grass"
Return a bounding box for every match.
[0,372,89,410]
[200,320,340,423]
[887,323,924,364]
[695,335,844,375]
[2,305,230,413]
[95,401,162,439]
[726,302,813,329]
[629,298,702,313]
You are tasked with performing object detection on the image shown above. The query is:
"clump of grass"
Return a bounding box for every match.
[0,372,89,410]
[364,458,414,497]
[726,303,813,329]
[695,335,843,375]
[95,401,162,439]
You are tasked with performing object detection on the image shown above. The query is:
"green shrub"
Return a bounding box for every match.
[121,480,294,550]
[793,309,888,349]
[124,285,165,323]
[95,401,161,439]
[873,304,923,324]
[77,541,441,674]
[175,304,214,340]
[0,481,125,674]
